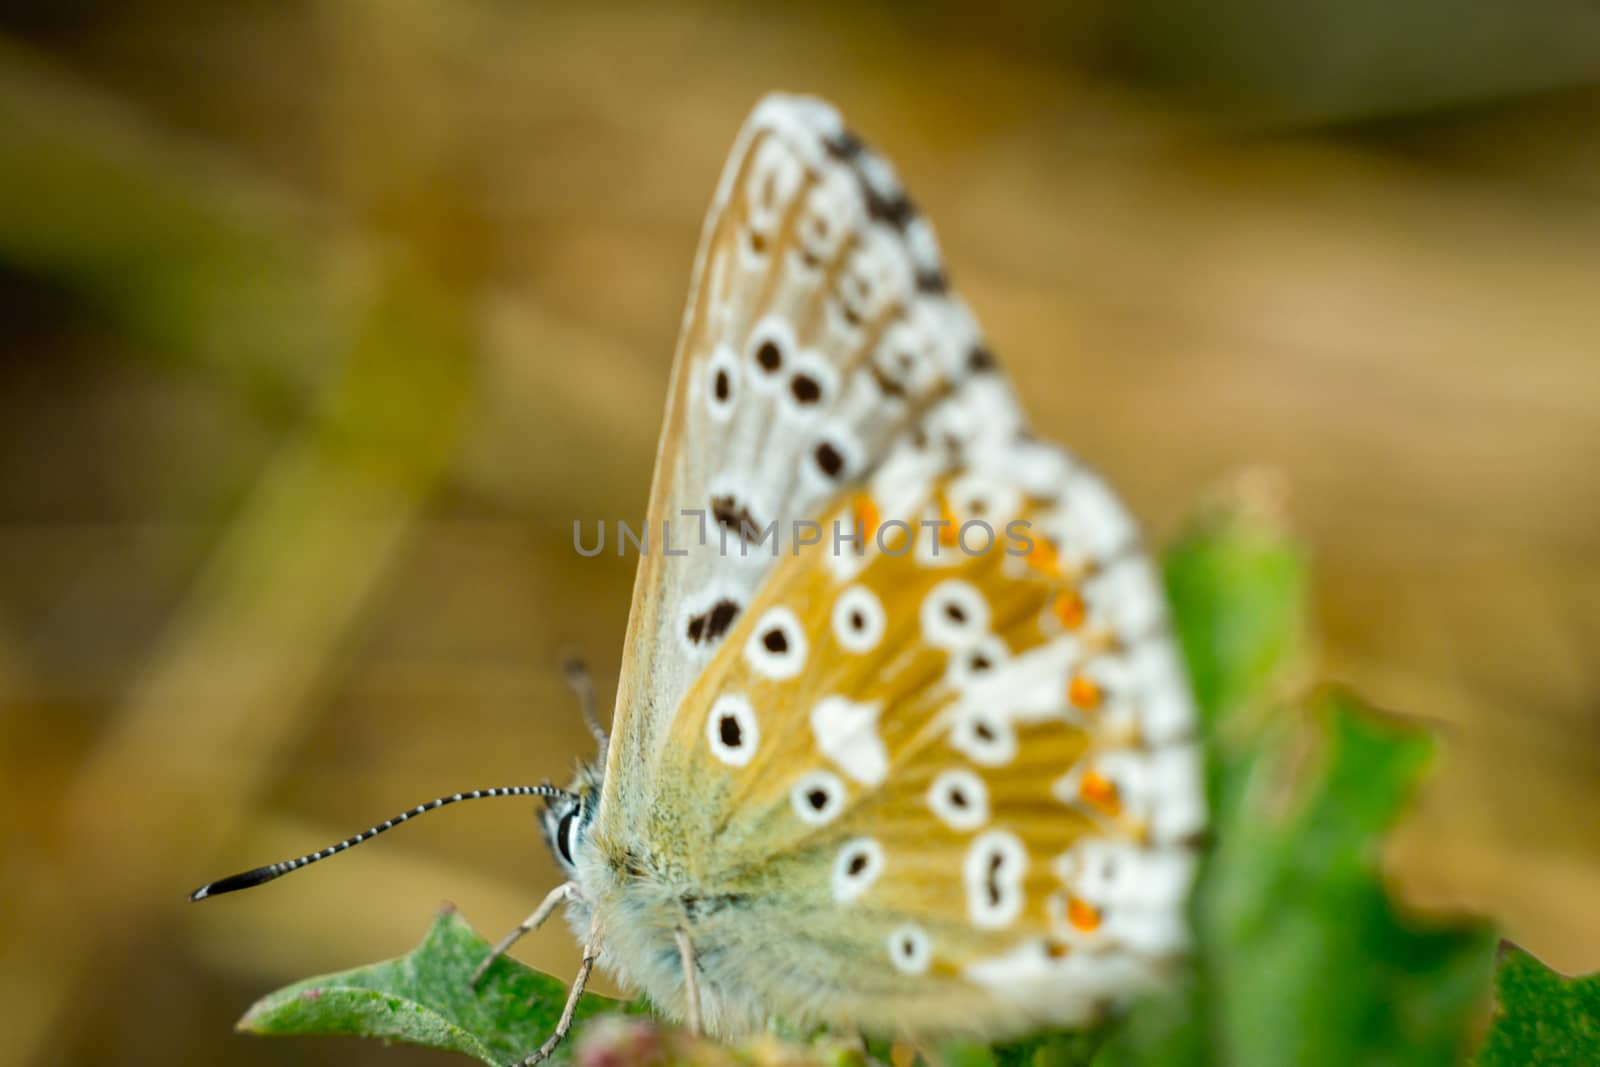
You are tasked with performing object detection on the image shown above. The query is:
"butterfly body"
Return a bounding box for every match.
[540,93,1203,1048]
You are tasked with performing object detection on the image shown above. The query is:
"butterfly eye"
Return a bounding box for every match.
[554,809,580,867]
[830,585,885,654]
[964,830,1028,928]
[705,694,759,767]
[831,838,884,902]
[920,579,990,649]
[789,769,847,826]
[927,768,989,832]
[743,606,807,680]
[886,925,932,975]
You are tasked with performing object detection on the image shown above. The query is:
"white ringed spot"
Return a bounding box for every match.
[920,579,990,649]
[790,769,847,826]
[949,709,1018,766]
[886,924,932,975]
[832,584,886,653]
[706,694,759,766]
[965,830,1028,928]
[744,605,807,680]
[946,634,1009,690]
[832,837,885,902]
[928,768,989,832]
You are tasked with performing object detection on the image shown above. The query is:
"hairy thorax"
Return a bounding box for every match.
[570,825,778,1039]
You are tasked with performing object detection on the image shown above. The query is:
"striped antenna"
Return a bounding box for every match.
[188,785,575,902]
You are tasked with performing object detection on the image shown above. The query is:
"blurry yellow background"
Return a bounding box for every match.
[1,3,1597,1064]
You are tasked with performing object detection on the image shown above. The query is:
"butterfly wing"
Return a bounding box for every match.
[605,95,1008,824]
[596,94,1202,1038]
[649,467,1201,1037]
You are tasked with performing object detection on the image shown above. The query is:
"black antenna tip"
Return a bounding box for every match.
[189,864,281,902]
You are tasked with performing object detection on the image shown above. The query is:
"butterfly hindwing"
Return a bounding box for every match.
[649,459,1201,1033]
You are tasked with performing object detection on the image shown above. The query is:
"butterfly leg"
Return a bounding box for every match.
[673,925,702,1035]
[511,915,600,1067]
[472,882,574,989]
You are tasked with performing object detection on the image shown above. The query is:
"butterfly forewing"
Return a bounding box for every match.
[606,99,997,816]
[595,93,1202,1038]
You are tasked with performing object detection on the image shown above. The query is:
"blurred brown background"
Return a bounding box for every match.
[0,2,1596,1064]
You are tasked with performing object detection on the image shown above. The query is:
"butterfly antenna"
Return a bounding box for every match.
[562,656,608,759]
[188,785,576,902]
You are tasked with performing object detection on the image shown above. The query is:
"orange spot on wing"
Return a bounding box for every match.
[854,495,880,542]
[1053,589,1087,630]
[1067,896,1102,933]
[1079,769,1121,816]
[937,494,960,547]
[1068,674,1103,711]
[1027,537,1061,576]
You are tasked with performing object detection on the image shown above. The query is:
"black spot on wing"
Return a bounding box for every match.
[705,599,740,641]
[686,597,742,647]
[824,127,863,160]
[711,494,765,543]
[864,184,916,230]
[814,441,845,479]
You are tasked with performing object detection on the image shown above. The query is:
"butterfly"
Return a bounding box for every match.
[191,93,1204,1067]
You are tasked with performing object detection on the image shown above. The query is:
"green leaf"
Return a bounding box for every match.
[238,905,626,1065]
[1162,496,1310,732]
[991,1031,1105,1067]
[1200,692,1497,1066]
[1095,504,1498,1067]
[1475,947,1600,1066]
[937,1040,998,1067]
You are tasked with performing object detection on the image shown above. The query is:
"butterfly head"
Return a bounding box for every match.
[540,762,603,877]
